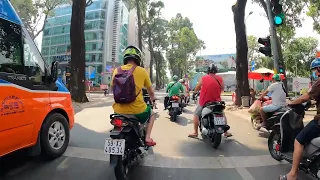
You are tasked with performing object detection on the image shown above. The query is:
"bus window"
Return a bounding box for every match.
[22,27,46,85]
[0,19,24,74]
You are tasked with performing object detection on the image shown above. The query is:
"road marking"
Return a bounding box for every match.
[235,167,256,180]
[64,146,288,169]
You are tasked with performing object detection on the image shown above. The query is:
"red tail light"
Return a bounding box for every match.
[112,118,123,127]
[171,96,179,100]
[111,118,129,127]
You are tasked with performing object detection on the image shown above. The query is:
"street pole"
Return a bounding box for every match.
[265,0,280,73]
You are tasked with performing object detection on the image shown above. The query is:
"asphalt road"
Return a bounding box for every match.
[0,93,316,180]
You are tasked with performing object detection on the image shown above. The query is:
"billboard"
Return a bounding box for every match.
[195,53,236,72]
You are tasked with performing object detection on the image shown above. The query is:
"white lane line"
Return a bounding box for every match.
[235,167,256,180]
[64,146,288,169]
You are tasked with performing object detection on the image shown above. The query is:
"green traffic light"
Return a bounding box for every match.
[274,13,285,25]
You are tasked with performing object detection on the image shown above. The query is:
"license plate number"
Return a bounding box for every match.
[104,138,125,155]
[172,103,179,107]
[214,116,226,125]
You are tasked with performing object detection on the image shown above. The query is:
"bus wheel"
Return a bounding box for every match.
[40,113,70,159]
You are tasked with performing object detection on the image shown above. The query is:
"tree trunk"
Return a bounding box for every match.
[135,0,143,51]
[232,0,249,106]
[147,33,154,81]
[69,0,88,103]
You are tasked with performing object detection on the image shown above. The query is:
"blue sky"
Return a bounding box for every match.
[161,0,320,55]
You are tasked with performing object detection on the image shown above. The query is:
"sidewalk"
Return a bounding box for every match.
[72,98,114,114]
[226,106,316,122]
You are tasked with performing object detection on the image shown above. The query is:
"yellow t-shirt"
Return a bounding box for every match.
[111,64,152,114]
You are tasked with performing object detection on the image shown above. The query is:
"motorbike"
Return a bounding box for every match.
[168,95,182,122]
[142,88,156,109]
[267,102,319,178]
[104,89,109,96]
[193,92,200,104]
[199,101,230,148]
[106,114,153,180]
[250,96,273,130]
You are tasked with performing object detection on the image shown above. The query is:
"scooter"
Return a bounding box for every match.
[268,102,319,179]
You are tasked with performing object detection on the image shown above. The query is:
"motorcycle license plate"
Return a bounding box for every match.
[104,138,125,155]
[172,103,179,108]
[213,116,226,125]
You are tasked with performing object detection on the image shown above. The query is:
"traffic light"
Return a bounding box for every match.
[258,36,272,57]
[279,65,284,73]
[271,0,285,26]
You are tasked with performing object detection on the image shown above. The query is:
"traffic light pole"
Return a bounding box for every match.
[265,0,280,73]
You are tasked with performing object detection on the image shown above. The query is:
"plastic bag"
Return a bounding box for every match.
[248,100,261,113]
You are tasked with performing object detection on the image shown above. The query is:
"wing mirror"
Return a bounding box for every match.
[51,61,59,83]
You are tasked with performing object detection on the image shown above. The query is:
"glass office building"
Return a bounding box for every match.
[41,0,129,84]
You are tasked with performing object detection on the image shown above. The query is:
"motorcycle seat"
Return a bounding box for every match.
[311,137,320,148]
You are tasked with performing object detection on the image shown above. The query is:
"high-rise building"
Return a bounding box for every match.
[41,0,129,84]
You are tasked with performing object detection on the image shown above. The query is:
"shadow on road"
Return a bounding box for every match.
[176,116,193,126]
[0,122,113,179]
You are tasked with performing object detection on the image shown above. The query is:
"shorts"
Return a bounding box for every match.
[296,119,320,145]
[262,104,281,113]
[134,105,152,124]
[194,105,203,117]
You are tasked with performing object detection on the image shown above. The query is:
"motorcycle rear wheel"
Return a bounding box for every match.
[211,133,222,149]
[114,154,129,180]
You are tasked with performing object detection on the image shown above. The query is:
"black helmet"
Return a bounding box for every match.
[123,45,142,66]
[207,63,218,74]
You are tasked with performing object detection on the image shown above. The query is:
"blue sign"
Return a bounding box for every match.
[251,61,256,71]
[106,65,112,72]
[85,68,96,79]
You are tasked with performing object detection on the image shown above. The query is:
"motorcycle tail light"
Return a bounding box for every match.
[171,96,179,100]
[111,118,129,127]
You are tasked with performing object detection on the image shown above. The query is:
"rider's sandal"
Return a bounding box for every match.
[188,134,198,138]
[279,175,297,180]
[224,133,233,138]
[145,139,157,146]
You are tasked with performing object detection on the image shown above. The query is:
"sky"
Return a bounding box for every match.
[161,0,320,56]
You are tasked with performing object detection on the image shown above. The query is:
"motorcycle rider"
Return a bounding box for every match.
[179,78,189,104]
[258,74,287,128]
[188,64,232,138]
[111,45,157,146]
[280,58,320,180]
[164,75,184,110]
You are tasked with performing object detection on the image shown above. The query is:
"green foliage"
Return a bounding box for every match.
[283,37,318,77]
[304,0,320,34]
[11,0,67,40]
[166,13,204,77]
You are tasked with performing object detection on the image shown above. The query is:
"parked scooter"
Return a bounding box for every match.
[268,102,318,178]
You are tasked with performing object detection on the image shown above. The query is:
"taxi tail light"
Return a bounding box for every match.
[111,118,129,127]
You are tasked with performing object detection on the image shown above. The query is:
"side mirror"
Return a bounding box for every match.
[51,61,59,83]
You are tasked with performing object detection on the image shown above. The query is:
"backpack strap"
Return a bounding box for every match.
[128,65,137,75]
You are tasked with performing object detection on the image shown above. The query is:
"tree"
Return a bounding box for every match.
[283,37,319,77]
[232,0,250,106]
[127,0,148,51]
[68,0,92,102]
[11,0,67,40]
[166,14,204,77]
[142,0,165,81]
[247,35,259,62]
[143,16,168,89]
[304,0,320,34]
[252,0,304,92]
